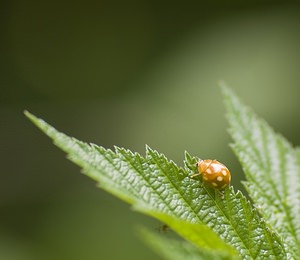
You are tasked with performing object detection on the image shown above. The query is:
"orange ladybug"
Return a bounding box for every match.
[191,159,231,189]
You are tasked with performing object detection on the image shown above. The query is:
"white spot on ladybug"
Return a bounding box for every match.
[212,164,223,172]
[212,182,218,187]
[222,170,227,176]
[217,176,223,182]
[206,168,212,174]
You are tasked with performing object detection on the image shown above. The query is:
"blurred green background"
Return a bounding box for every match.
[2,1,300,259]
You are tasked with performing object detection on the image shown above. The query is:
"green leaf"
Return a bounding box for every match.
[137,211,237,255]
[25,110,286,259]
[222,84,300,259]
[139,227,235,260]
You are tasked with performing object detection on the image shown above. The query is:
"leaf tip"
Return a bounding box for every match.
[219,81,236,99]
[24,110,34,120]
[145,144,154,153]
[24,110,42,127]
[218,80,229,92]
[184,150,191,160]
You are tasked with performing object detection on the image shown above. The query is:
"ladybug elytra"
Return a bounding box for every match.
[191,159,231,189]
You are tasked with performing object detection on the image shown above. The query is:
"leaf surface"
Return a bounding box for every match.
[139,227,235,260]
[222,84,299,259]
[25,110,287,259]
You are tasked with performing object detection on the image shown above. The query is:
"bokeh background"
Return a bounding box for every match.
[2,1,300,259]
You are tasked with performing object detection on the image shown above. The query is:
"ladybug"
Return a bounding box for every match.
[191,159,231,189]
